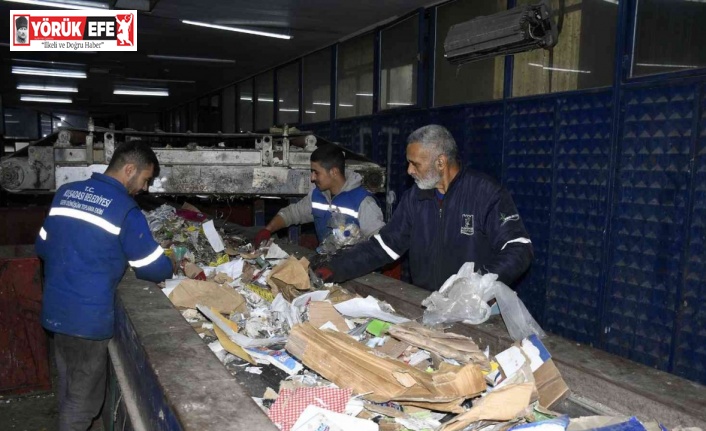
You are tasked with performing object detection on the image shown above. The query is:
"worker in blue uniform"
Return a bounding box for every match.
[314,124,533,291]
[35,141,173,431]
[253,144,385,248]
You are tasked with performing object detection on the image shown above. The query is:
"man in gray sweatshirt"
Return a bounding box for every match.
[254,144,385,248]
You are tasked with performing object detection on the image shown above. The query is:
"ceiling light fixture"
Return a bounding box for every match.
[181,20,292,40]
[339,103,354,107]
[12,66,86,78]
[239,97,253,101]
[278,108,298,112]
[148,54,236,64]
[125,77,196,84]
[386,102,414,106]
[3,0,110,10]
[17,84,78,93]
[355,93,373,97]
[312,102,330,106]
[305,110,316,114]
[21,94,73,103]
[114,88,169,96]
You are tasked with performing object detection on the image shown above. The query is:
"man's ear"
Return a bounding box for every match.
[124,163,137,177]
[436,155,447,171]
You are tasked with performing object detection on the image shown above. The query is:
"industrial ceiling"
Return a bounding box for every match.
[0,0,433,115]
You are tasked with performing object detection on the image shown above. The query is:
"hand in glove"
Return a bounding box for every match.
[253,228,272,248]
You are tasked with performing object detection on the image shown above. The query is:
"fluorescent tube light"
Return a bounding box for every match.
[305,110,316,114]
[3,0,109,9]
[240,97,253,101]
[181,20,292,40]
[12,66,86,78]
[387,102,413,106]
[21,94,72,103]
[528,63,591,74]
[114,88,169,96]
[148,54,235,64]
[356,93,373,97]
[278,108,298,112]
[313,102,330,106]
[17,84,78,93]
[125,77,196,84]
[339,103,354,107]
[635,62,699,69]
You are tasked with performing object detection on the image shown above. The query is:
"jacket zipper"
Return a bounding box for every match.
[434,199,444,289]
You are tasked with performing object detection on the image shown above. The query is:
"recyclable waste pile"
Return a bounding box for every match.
[145,203,690,431]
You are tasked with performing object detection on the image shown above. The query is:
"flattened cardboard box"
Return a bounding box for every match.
[534,358,569,408]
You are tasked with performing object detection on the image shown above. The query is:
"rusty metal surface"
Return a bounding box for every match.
[0,248,51,395]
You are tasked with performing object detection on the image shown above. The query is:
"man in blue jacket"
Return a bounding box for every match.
[253,144,385,248]
[315,125,533,291]
[36,141,173,431]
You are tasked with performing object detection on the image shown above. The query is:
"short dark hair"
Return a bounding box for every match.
[107,141,160,177]
[310,144,345,176]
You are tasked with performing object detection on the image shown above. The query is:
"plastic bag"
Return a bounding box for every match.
[317,211,363,254]
[421,262,545,341]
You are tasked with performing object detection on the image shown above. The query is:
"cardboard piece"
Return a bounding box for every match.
[168,280,246,314]
[308,301,349,332]
[285,323,486,412]
[209,307,255,364]
[267,256,311,299]
[494,336,569,409]
[183,262,207,280]
[534,359,570,409]
[181,202,202,213]
[375,338,410,359]
[440,383,538,431]
[388,322,490,370]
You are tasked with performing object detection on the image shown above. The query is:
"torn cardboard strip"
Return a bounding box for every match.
[169,279,246,314]
[389,321,490,370]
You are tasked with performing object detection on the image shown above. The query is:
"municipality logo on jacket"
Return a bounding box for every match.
[11,10,137,51]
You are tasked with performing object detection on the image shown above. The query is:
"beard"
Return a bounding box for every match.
[413,169,441,190]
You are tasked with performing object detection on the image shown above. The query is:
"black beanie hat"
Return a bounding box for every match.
[16,16,28,29]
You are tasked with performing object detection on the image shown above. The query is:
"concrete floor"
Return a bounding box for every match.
[0,337,58,431]
[0,391,58,431]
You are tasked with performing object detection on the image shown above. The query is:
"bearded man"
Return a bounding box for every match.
[313,124,533,291]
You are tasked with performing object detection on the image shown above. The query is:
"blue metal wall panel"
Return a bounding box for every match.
[303,122,333,141]
[429,106,468,160]
[674,84,706,383]
[605,84,697,370]
[504,98,556,323]
[465,103,505,180]
[545,91,613,345]
[375,111,429,205]
[334,118,374,158]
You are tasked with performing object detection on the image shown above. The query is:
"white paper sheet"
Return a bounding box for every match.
[291,405,378,431]
[266,243,289,259]
[202,220,225,252]
[202,258,245,280]
[334,296,409,324]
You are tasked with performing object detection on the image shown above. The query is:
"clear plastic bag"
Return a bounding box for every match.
[421,262,546,341]
[317,211,363,254]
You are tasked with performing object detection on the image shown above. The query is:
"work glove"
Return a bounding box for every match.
[253,228,272,248]
[314,266,334,282]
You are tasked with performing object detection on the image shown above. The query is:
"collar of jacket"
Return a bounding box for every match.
[91,172,129,194]
[416,167,466,201]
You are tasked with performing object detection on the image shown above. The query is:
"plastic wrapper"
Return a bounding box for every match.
[421,263,545,341]
[317,212,363,255]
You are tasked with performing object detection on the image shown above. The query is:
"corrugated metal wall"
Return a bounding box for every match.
[301,79,706,385]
